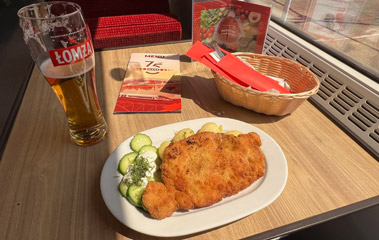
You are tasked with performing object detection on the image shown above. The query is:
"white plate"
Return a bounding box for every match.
[100,117,287,237]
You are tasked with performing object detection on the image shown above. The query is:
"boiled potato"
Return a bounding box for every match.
[225,130,243,136]
[198,122,222,133]
[172,128,195,143]
[158,141,171,159]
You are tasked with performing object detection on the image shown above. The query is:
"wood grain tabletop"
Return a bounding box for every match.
[1,41,378,240]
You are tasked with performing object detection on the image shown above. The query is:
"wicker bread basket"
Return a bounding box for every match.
[212,53,320,116]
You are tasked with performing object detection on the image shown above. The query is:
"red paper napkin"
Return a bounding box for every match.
[186,41,291,94]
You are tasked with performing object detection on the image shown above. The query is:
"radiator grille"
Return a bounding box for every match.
[263,24,379,159]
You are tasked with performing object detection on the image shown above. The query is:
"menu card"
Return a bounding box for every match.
[114,53,181,113]
[193,0,271,54]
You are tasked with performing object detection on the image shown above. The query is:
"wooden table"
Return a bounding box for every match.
[1,41,378,240]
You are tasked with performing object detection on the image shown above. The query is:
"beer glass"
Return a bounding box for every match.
[18,1,107,146]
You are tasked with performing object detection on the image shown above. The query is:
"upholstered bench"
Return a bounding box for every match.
[66,0,182,49]
[87,14,182,49]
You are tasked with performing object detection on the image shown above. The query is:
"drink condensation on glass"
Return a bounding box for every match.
[18,1,107,146]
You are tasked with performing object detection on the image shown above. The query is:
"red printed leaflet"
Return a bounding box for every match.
[114,53,181,113]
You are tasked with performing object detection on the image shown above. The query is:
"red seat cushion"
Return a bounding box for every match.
[86,14,179,29]
[70,0,171,18]
[62,1,182,48]
[87,14,182,49]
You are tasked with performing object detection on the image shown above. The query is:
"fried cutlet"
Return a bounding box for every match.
[142,182,178,220]
[142,132,265,219]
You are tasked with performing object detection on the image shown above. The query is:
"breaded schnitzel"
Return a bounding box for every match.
[142,182,178,220]
[142,132,265,219]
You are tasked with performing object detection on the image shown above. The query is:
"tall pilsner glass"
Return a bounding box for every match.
[18,1,107,146]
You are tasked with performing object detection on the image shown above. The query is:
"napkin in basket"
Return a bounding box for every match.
[186,41,291,94]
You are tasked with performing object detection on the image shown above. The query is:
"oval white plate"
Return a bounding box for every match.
[100,117,287,237]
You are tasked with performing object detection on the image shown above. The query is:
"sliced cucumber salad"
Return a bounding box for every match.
[118,133,161,208]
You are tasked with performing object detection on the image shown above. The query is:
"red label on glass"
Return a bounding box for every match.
[48,39,93,66]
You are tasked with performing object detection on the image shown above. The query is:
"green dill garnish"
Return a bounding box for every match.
[127,155,151,186]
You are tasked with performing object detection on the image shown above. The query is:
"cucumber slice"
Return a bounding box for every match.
[141,201,149,212]
[156,157,162,167]
[118,181,128,198]
[147,169,162,182]
[127,184,145,207]
[153,169,162,182]
[138,151,158,164]
[130,134,152,152]
[118,152,138,175]
[138,145,157,155]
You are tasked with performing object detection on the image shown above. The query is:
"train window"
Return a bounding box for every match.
[253,0,379,82]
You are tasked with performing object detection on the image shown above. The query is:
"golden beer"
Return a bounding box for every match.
[40,56,107,145]
[18,2,107,146]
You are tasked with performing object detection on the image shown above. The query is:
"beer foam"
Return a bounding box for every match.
[40,56,94,79]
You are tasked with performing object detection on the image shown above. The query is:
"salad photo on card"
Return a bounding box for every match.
[193,0,271,53]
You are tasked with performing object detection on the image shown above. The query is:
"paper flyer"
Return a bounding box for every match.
[114,53,181,113]
[193,0,271,53]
